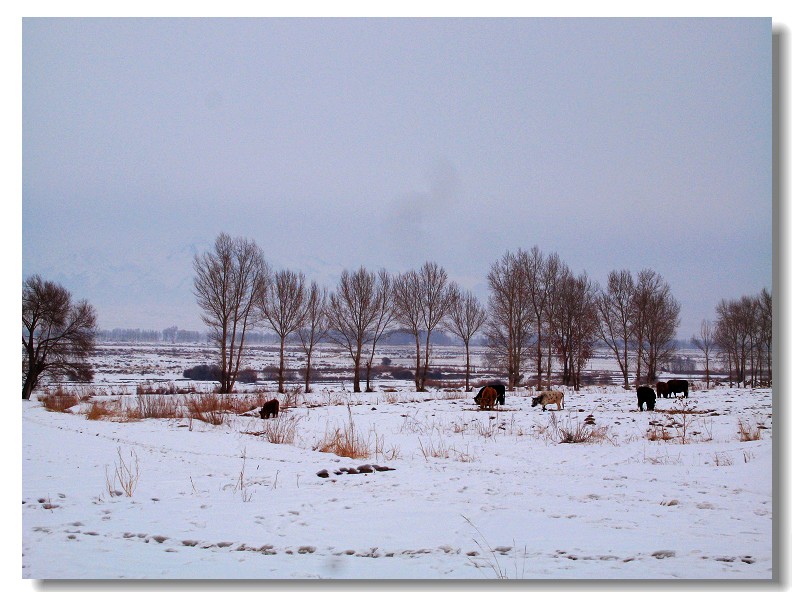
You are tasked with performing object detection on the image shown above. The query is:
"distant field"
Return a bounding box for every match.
[74,342,722,393]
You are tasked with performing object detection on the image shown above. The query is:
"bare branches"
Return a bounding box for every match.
[393,262,453,391]
[444,283,486,391]
[22,275,97,400]
[259,269,307,393]
[297,282,329,393]
[193,233,269,393]
[595,270,635,389]
[691,319,715,388]
[325,267,381,392]
[484,251,533,390]
[715,290,771,387]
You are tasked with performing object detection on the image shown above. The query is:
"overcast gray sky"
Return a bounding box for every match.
[22,17,772,338]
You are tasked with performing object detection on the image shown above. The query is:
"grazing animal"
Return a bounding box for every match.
[474,383,506,406]
[478,386,498,411]
[637,386,656,411]
[531,390,564,411]
[666,379,689,398]
[656,381,670,398]
[259,398,280,419]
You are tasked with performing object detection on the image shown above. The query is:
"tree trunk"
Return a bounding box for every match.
[536,328,543,390]
[413,335,422,391]
[365,360,373,392]
[420,333,432,391]
[22,372,37,400]
[278,335,286,393]
[353,345,362,392]
[464,340,471,392]
[304,348,313,393]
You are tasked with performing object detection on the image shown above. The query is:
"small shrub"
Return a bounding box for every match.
[390,367,414,381]
[262,414,301,445]
[236,368,258,384]
[646,422,673,441]
[737,418,762,441]
[280,386,302,411]
[182,364,222,381]
[383,391,401,404]
[418,435,450,460]
[184,393,228,425]
[546,413,615,445]
[105,447,140,497]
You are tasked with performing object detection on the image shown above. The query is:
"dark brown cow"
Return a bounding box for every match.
[656,381,670,398]
[259,398,280,419]
[666,379,689,398]
[637,386,656,411]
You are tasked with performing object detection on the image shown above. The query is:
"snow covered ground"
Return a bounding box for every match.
[22,373,773,580]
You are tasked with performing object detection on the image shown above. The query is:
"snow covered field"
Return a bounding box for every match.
[22,349,773,580]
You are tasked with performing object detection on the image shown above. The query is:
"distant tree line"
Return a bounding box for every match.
[97,327,203,343]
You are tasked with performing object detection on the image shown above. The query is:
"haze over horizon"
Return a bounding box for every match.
[22,18,772,339]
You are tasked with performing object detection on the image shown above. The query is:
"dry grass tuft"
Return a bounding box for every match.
[546,413,615,445]
[315,406,370,459]
[646,423,673,441]
[39,387,79,412]
[85,400,119,421]
[262,414,301,445]
[135,394,182,419]
[737,418,762,441]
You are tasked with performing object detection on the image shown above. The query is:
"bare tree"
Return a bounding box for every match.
[259,269,307,393]
[714,300,740,386]
[595,270,635,389]
[632,269,680,383]
[297,282,328,393]
[641,276,680,383]
[444,283,487,392]
[552,270,599,390]
[715,292,767,387]
[393,269,423,390]
[393,262,453,391]
[524,246,560,389]
[569,273,600,390]
[484,251,533,390]
[193,233,269,394]
[691,319,715,389]
[22,275,98,400]
[758,287,772,385]
[364,270,396,392]
[325,267,380,393]
[542,253,563,386]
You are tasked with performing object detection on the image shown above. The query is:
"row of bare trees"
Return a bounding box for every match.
[192,235,488,394]
[20,236,770,400]
[704,289,772,387]
[192,235,687,394]
[485,247,681,391]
